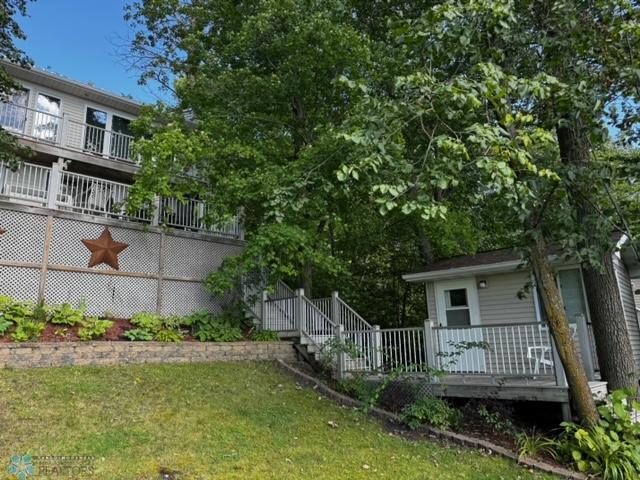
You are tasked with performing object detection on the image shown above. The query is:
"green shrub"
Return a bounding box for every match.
[194,321,243,342]
[336,374,379,405]
[50,303,84,326]
[252,330,279,341]
[124,328,154,341]
[401,396,462,430]
[476,404,517,435]
[154,328,184,342]
[185,309,244,342]
[78,318,113,341]
[1,298,34,323]
[558,389,640,480]
[0,318,12,335]
[130,312,163,332]
[11,319,45,342]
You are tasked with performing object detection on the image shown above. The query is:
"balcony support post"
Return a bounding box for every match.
[46,159,63,210]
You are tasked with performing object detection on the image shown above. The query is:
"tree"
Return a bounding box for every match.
[338,0,615,420]
[0,0,32,167]
[124,0,487,315]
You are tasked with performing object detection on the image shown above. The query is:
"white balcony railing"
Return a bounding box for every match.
[57,170,152,222]
[161,197,243,238]
[0,102,135,162]
[0,161,243,239]
[0,161,51,206]
[0,102,63,144]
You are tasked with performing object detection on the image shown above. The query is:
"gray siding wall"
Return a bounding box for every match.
[477,271,537,325]
[425,271,537,326]
[613,255,640,370]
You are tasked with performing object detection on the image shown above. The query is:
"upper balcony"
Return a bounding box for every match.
[0,160,243,241]
[0,101,136,164]
[0,61,143,174]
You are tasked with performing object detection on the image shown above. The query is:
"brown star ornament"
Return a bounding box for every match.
[0,228,5,236]
[81,227,128,270]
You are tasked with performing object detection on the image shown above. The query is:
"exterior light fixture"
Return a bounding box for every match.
[478,280,488,289]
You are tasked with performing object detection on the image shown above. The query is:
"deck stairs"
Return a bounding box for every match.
[241,280,375,374]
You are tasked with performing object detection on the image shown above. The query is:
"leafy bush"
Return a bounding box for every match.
[252,330,279,341]
[336,374,379,405]
[154,328,183,342]
[185,309,244,342]
[50,303,84,326]
[130,312,163,332]
[558,389,640,479]
[0,298,34,324]
[194,321,243,342]
[124,328,154,341]
[475,404,517,435]
[11,319,45,342]
[0,318,12,335]
[78,318,113,341]
[401,395,462,430]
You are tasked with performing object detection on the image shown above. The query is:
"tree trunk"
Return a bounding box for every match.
[302,261,313,298]
[529,236,599,424]
[582,254,638,389]
[558,125,638,390]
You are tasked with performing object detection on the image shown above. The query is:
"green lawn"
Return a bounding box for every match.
[0,362,556,479]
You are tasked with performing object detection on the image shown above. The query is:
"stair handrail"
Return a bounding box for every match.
[335,295,373,331]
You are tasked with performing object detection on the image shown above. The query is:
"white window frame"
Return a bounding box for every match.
[434,278,481,328]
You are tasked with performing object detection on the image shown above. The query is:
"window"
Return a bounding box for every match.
[0,89,29,133]
[33,93,61,141]
[444,288,472,326]
[84,107,108,153]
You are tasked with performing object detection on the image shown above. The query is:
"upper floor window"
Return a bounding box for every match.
[0,89,29,133]
[33,93,61,142]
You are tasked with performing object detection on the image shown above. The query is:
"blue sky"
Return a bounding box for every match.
[17,0,169,104]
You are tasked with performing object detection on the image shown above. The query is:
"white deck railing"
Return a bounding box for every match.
[0,102,63,144]
[432,322,556,377]
[0,102,136,162]
[161,197,242,238]
[0,162,51,206]
[0,161,243,239]
[57,170,151,222]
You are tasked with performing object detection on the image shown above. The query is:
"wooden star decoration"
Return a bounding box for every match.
[0,228,5,236]
[81,227,128,270]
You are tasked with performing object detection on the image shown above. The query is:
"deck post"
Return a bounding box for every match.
[372,325,382,371]
[261,290,269,329]
[335,324,345,380]
[151,196,161,226]
[575,314,596,381]
[331,291,340,325]
[46,160,62,210]
[423,320,437,377]
[296,288,305,336]
[551,337,568,388]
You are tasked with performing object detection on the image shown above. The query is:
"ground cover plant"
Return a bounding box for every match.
[0,362,556,479]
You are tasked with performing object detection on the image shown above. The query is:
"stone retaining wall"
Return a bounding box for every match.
[0,341,294,368]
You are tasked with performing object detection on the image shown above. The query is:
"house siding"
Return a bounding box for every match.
[613,254,640,370]
[477,271,537,325]
[426,271,536,326]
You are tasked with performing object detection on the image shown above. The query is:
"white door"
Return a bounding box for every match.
[435,279,486,373]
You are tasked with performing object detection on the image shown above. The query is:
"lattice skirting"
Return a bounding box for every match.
[0,205,244,317]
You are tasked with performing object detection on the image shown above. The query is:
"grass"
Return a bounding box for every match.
[0,362,557,479]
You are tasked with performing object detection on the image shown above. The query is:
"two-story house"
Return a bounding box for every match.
[0,62,244,318]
